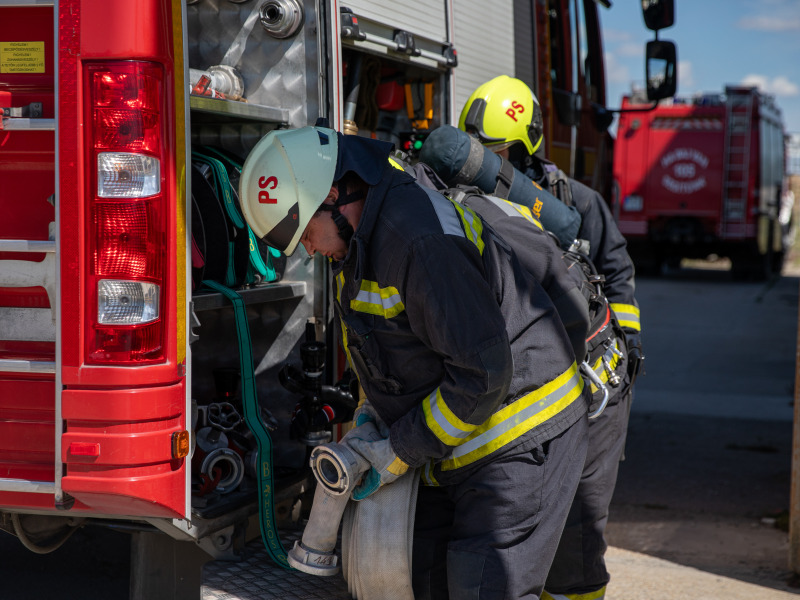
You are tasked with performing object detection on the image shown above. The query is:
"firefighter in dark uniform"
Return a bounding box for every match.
[240,125,590,600]
[460,76,643,600]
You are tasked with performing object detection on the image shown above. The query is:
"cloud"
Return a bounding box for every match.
[741,74,800,97]
[678,61,694,90]
[737,15,800,31]
[604,51,632,86]
[617,42,644,58]
[603,28,635,43]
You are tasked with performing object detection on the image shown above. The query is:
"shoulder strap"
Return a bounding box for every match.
[493,157,516,199]
[201,280,291,569]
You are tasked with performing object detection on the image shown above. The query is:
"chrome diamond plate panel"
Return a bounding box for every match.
[187,0,320,130]
[202,530,352,600]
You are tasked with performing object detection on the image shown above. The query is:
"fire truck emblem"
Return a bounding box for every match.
[660,147,708,194]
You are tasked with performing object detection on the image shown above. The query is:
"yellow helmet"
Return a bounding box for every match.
[458,75,544,155]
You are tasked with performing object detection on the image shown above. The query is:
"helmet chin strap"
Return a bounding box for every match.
[319,180,364,246]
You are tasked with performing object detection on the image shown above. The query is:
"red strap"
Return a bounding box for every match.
[585,303,611,343]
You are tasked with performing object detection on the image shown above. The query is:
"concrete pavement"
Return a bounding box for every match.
[601,267,799,599]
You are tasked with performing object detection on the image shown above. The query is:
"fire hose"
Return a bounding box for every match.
[202,280,290,568]
[289,426,418,599]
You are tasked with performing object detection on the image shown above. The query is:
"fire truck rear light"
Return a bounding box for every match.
[623,195,644,211]
[172,431,190,459]
[70,442,101,457]
[88,62,162,153]
[98,280,160,324]
[97,152,160,197]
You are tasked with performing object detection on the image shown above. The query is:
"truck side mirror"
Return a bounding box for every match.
[646,40,677,101]
[553,88,583,128]
[641,0,674,31]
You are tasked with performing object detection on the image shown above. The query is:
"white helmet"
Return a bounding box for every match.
[240,126,338,256]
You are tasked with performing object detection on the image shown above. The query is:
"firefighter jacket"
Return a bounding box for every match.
[447,188,629,412]
[332,165,587,486]
[445,186,590,362]
[523,160,643,351]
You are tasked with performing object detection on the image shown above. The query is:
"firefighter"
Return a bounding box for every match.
[459,75,642,600]
[239,124,590,599]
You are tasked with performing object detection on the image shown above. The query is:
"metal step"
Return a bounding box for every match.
[0,478,55,494]
[202,531,352,600]
[0,359,55,374]
[1,119,55,131]
[0,239,56,253]
[0,0,55,6]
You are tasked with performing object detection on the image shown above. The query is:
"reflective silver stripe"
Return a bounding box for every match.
[450,368,581,460]
[351,281,405,318]
[610,303,641,331]
[421,462,438,486]
[354,289,401,309]
[484,195,540,227]
[423,387,476,447]
[440,364,584,471]
[424,187,464,238]
[484,194,520,218]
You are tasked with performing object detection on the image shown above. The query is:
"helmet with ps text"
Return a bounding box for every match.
[458,75,544,155]
[240,125,394,256]
[239,126,338,256]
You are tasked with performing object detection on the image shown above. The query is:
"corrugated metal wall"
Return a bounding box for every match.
[343,0,449,44]
[450,0,516,124]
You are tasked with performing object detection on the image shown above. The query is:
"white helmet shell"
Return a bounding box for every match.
[239,126,338,256]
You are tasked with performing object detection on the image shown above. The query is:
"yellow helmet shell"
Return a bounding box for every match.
[458,75,544,155]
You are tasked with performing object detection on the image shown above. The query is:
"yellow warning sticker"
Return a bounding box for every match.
[0,42,46,74]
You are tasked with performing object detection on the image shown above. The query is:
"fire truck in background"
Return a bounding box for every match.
[613,85,789,279]
[0,0,674,598]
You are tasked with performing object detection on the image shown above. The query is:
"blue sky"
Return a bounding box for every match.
[600,0,800,138]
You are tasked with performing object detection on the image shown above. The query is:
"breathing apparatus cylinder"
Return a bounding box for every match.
[287,434,374,575]
[419,125,581,249]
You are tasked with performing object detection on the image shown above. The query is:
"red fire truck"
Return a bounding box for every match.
[0,0,673,597]
[612,85,789,278]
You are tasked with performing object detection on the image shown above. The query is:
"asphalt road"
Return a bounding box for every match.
[605,263,800,598]
[1,263,799,599]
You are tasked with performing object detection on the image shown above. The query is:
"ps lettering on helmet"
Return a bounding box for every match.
[258,175,278,204]
[505,100,525,122]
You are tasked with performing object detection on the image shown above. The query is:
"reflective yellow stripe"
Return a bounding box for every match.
[502,199,544,229]
[610,302,640,331]
[440,363,584,471]
[350,280,405,318]
[388,157,404,171]
[451,201,485,255]
[421,462,439,486]
[423,388,479,447]
[590,341,622,393]
[336,272,356,370]
[542,586,606,600]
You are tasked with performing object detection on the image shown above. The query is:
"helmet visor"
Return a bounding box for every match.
[263,202,300,253]
[461,99,506,145]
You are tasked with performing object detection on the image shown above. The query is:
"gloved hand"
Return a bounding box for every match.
[352,400,382,428]
[345,418,409,501]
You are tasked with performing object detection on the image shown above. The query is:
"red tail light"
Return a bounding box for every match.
[84,61,166,364]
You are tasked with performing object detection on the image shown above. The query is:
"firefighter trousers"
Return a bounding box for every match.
[543,389,633,596]
[411,414,589,600]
